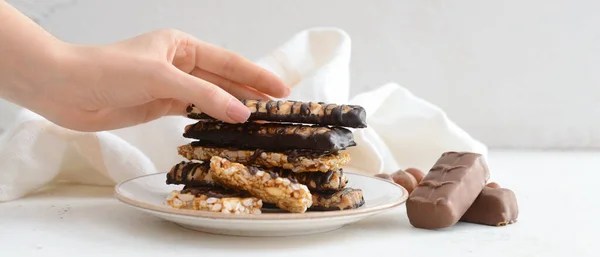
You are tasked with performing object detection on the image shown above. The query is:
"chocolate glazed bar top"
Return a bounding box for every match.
[185,99,368,128]
[406,152,490,229]
[460,187,519,226]
[182,121,356,152]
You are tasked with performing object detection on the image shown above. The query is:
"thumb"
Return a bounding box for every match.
[152,65,250,123]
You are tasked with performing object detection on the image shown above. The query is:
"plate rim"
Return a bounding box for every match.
[114,172,408,221]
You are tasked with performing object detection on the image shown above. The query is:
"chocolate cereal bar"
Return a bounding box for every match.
[209,156,313,213]
[186,100,367,128]
[183,121,356,152]
[167,159,348,192]
[263,187,365,211]
[165,186,263,214]
[177,144,351,173]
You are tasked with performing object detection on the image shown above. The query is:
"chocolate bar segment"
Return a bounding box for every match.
[182,121,356,152]
[406,151,490,229]
[166,161,216,187]
[186,100,367,128]
[460,187,519,226]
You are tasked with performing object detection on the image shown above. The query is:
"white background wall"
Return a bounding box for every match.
[2,0,599,149]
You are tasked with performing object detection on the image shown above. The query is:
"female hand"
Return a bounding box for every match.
[0,2,289,132]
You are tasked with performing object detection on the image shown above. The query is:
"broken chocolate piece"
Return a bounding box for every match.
[309,187,365,211]
[186,100,367,128]
[406,151,490,229]
[182,121,356,152]
[460,187,519,226]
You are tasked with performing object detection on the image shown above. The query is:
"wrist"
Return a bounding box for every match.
[0,39,74,104]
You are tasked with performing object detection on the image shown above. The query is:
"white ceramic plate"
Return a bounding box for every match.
[114,168,408,237]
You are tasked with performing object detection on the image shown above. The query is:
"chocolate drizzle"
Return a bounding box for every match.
[300,102,310,115]
[166,161,216,187]
[181,161,205,179]
[248,166,259,175]
[266,101,274,116]
[321,170,335,185]
[247,165,280,180]
[248,149,264,163]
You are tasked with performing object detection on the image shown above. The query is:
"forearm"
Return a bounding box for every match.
[0,1,70,104]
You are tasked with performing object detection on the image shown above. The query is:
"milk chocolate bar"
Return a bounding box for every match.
[460,187,519,226]
[165,161,216,187]
[166,160,348,192]
[406,151,490,229]
[186,100,367,128]
[182,121,356,152]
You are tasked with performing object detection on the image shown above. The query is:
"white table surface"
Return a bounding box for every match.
[0,150,595,257]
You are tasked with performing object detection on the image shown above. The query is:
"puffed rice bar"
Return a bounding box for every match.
[178,143,350,173]
[165,186,263,214]
[309,187,365,211]
[167,159,348,192]
[209,156,313,213]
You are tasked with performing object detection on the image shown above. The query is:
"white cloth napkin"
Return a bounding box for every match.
[0,27,487,202]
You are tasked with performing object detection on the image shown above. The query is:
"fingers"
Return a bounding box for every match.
[187,37,290,98]
[190,68,272,100]
[154,66,250,123]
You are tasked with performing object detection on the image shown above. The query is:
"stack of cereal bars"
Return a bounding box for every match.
[165,99,367,214]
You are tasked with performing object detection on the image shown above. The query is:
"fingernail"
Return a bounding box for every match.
[285,86,292,96]
[226,99,250,123]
